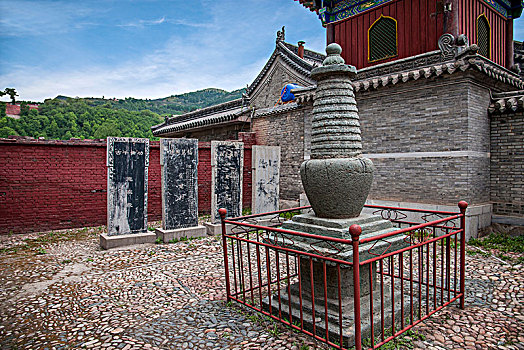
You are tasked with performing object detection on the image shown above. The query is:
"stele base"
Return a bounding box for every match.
[204,222,237,236]
[100,231,157,250]
[155,225,207,242]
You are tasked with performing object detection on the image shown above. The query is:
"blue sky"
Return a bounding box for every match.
[1,0,524,102]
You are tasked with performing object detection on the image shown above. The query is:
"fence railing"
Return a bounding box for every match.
[220,202,468,350]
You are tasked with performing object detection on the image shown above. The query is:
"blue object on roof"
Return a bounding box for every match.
[280,84,302,102]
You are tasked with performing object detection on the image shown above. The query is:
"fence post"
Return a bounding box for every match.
[350,224,363,350]
[220,208,231,303]
[458,201,468,309]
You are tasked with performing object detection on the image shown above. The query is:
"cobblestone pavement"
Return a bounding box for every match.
[0,227,522,350]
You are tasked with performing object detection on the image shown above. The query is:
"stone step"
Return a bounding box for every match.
[262,283,409,348]
[289,213,381,229]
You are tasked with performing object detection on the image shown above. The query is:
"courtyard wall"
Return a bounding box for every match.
[0,136,253,234]
[490,110,524,219]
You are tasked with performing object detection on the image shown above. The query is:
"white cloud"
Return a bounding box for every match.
[118,16,166,28]
[0,1,104,37]
[0,31,266,101]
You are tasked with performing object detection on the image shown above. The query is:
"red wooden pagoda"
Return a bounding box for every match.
[296,0,523,69]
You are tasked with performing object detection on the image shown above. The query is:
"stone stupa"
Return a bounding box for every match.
[264,43,409,347]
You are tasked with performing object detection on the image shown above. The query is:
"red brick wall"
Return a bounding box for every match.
[0,136,254,234]
[5,104,39,116]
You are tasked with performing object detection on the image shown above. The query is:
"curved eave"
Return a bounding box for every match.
[253,102,301,118]
[354,54,524,93]
[155,118,250,138]
[151,98,243,133]
[152,107,248,136]
[489,90,524,114]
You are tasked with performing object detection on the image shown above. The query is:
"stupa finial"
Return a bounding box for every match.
[322,43,345,66]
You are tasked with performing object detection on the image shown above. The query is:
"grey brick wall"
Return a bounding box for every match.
[358,73,494,154]
[251,105,312,200]
[250,62,314,109]
[369,156,490,205]
[257,70,514,206]
[490,111,524,217]
[355,72,494,205]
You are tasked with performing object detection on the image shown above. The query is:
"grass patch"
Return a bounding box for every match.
[469,233,524,254]
[279,210,300,220]
[352,328,425,350]
[36,247,46,255]
[1,226,105,256]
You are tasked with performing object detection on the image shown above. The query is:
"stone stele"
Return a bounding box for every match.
[252,145,281,214]
[100,137,155,249]
[206,141,244,235]
[155,138,206,243]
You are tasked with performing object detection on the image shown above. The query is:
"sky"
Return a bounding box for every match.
[1,0,524,102]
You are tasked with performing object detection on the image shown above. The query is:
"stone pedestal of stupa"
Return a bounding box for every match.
[262,44,409,347]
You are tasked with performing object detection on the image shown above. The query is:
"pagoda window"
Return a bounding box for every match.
[368,15,398,62]
[477,14,491,59]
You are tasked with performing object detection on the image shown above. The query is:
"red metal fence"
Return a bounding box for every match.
[220,202,468,350]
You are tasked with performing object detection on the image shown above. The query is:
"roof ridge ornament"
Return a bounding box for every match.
[276,26,285,43]
[438,33,473,61]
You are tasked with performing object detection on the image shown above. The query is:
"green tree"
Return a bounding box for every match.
[1,88,19,104]
[20,102,30,116]
[0,126,18,138]
[46,120,60,138]
[93,121,121,139]
[0,102,6,118]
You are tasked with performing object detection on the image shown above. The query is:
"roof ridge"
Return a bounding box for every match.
[151,98,243,131]
[281,42,325,62]
[246,41,322,96]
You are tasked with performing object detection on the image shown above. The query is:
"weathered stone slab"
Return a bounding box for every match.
[204,222,236,236]
[211,141,243,223]
[106,137,149,236]
[100,231,156,250]
[155,225,207,243]
[160,138,198,230]
[252,145,280,214]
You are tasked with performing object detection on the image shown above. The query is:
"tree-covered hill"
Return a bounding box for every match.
[0,98,163,140]
[0,87,243,140]
[83,88,244,115]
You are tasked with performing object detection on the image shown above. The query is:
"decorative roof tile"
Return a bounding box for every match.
[288,49,524,103]
[152,105,248,136]
[246,41,323,96]
[253,102,301,118]
[353,51,524,92]
[489,90,524,114]
[151,98,249,136]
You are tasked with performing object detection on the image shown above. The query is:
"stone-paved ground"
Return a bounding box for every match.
[0,227,522,350]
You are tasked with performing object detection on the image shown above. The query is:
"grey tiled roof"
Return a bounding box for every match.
[245,41,324,96]
[151,99,248,136]
[253,102,301,118]
[354,49,524,92]
[152,41,324,137]
[293,49,524,103]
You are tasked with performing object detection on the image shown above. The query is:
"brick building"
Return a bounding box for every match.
[5,104,39,119]
[153,1,524,236]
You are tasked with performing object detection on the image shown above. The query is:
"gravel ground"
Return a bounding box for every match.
[0,226,522,350]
